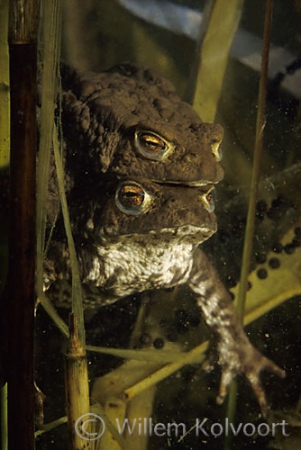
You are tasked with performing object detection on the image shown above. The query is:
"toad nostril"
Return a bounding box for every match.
[181,152,197,163]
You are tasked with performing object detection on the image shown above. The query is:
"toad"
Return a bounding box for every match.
[45,63,284,415]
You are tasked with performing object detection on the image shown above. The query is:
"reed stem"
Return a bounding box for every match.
[225,2,273,448]
[65,313,92,450]
[7,1,39,448]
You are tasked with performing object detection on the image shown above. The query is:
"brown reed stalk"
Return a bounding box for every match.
[7,1,39,449]
[225,1,274,449]
[236,0,273,320]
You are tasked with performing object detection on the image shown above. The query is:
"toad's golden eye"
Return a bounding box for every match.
[116,182,152,215]
[139,133,166,153]
[135,131,173,161]
[201,188,216,212]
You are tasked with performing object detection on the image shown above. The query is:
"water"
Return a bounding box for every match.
[2,1,301,449]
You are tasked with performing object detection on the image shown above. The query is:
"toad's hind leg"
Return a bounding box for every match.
[188,248,285,416]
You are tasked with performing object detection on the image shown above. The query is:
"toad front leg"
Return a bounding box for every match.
[189,248,285,416]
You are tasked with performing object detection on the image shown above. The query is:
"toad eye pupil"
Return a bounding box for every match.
[134,130,173,161]
[118,185,145,208]
[140,134,166,152]
[116,182,151,215]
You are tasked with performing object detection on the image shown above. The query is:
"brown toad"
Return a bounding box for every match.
[45,63,284,415]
